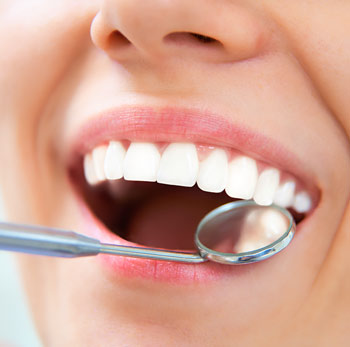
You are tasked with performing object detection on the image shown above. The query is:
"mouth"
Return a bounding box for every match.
[67,106,318,282]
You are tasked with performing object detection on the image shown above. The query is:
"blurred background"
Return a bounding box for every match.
[0,192,41,347]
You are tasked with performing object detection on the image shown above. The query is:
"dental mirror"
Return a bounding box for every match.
[0,200,295,265]
[195,200,295,264]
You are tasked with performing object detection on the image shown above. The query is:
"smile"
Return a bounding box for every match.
[67,106,319,283]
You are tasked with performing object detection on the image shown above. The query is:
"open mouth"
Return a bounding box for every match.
[68,110,316,256]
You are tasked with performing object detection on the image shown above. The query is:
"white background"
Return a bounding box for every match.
[0,193,41,347]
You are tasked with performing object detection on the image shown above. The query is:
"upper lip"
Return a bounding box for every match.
[67,105,319,202]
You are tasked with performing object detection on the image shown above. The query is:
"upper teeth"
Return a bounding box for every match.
[124,142,160,182]
[197,148,228,193]
[83,141,312,212]
[157,143,199,187]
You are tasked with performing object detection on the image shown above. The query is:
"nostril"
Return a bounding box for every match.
[107,30,131,49]
[189,33,217,44]
[164,32,223,48]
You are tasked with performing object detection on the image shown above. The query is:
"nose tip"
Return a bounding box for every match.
[91,0,269,64]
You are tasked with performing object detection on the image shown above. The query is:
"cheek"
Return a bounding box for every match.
[0,1,97,221]
[267,1,350,137]
[0,1,95,114]
[295,18,350,137]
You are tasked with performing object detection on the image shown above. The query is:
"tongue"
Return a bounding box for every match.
[127,187,231,250]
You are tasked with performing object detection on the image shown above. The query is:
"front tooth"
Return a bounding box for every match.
[92,145,108,181]
[104,141,126,180]
[197,149,228,193]
[293,191,312,213]
[273,181,295,207]
[225,156,258,199]
[124,142,160,182]
[83,153,98,185]
[253,168,280,206]
[157,143,199,187]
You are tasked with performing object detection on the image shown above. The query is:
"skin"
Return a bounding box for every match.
[0,0,349,346]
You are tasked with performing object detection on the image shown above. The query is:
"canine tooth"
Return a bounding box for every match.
[293,191,312,213]
[124,142,160,182]
[197,149,228,193]
[83,153,98,185]
[104,141,126,180]
[92,145,107,181]
[273,181,295,207]
[157,143,199,187]
[225,156,258,199]
[253,168,280,206]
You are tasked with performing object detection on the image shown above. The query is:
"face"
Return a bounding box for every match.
[0,0,349,345]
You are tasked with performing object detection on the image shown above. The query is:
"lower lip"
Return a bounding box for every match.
[74,192,264,284]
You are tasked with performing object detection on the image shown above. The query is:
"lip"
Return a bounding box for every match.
[73,190,314,284]
[67,105,320,284]
[75,193,247,283]
[68,106,318,194]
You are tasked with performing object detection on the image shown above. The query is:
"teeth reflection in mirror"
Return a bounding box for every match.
[92,145,107,181]
[104,141,126,180]
[197,149,228,193]
[235,208,288,253]
[157,143,199,187]
[293,191,312,213]
[124,143,160,182]
[260,208,288,240]
[273,181,295,207]
[253,168,280,206]
[84,153,98,185]
[225,156,258,199]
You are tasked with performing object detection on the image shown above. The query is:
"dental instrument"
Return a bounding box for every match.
[0,200,295,265]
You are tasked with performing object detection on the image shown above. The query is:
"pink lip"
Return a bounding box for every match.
[76,194,252,284]
[68,106,316,190]
[67,105,319,284]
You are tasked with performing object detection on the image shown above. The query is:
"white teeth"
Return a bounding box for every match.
[253,168,280,206]
[225,156,258,199]
[83,141,312,212]
[104,141,126,180]
[259,208,289,240]
[236,208,289,252]
[124,143,160,182]
[83,153,98,185]
[157,143,199,187]
[197,149,228,193]
[293,191,312,213]
[92,145,107,181]
[273,181,295,207]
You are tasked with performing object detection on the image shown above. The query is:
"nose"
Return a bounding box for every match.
[91,0,270,65]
